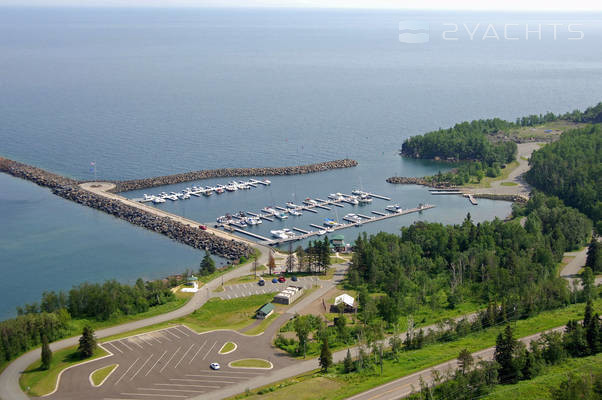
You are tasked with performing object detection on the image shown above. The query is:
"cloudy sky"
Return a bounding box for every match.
[4,0,602,11]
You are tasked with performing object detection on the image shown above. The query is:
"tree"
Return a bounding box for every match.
[586,238,601,273]
[293,316,312,358]
[494,325,519,384]
[343,348,354,373]
[585,313,600,355]
[78,326,97,358]
[457,348,473,374]
[581,267,595,301]
[319,337,333,372]
[199,251,216,276]
[40,335,52,370]
[268,252,276,276]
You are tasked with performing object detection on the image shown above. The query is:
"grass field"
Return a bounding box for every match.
[503,120,586,141]
[20,346,108,397]
[462,160,520,188]
[483,353,602,399]
[230,358,272,368]
[500,181,518,186]
[90,364,117,386]
[245,312,281,335]
[233,299,602,400]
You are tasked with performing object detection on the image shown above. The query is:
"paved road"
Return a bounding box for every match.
[213,277,319,300]
[560,244,602,288]
[345,327,566,400]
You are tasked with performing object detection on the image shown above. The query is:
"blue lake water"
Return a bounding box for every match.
[1,7,601,319]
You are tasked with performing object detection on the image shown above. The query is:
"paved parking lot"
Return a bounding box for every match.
[213,277,318,300]
[46,324,294,400]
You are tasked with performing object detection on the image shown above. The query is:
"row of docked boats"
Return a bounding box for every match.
[326,192,372,205]
[217,211,263,227]
[138,178,271,204]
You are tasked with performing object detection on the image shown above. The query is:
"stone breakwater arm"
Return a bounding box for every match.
[386,176,457,189]
[110,159,358,192]
[0,157,253,260]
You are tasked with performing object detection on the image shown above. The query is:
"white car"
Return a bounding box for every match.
[210,362,221,370]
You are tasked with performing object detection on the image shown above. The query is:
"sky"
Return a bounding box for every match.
[3,0,602,11]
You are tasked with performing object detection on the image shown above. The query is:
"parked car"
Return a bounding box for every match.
[210,362,220,370]
[199,224,207,230]
[278,276,286,283]
[272,278,278,283]
[291,276,298,282]
[258,279,265,286]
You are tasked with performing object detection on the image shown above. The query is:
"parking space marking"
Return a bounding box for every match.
[190,370,264,375]
[128,338,145,350]
[130,353,154,381]
[121,393,187,398]
[170,378,237,384]
[145,350,167,376]
[186,372,261,377]
[174,344,195,369]
[165,329,181,339]
[156,383,220,389]
[159,332,172,342]
[114,358,140,385]
[189,340,206,364]
[137,335,153,346]
[105,342,123,354]
[159,346,181,373]
[139,388,204,394]
[118,340,134,352]
[202,341,217,360]
[173,326,189,337]
[148,334,163,344]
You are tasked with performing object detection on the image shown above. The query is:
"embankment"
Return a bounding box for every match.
[0,157,253,260]
[111,159,358,192]
[386,176,457,189]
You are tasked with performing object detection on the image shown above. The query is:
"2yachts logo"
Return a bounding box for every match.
[399,21,584,43]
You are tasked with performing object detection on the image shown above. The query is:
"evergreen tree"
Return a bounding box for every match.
[267,252,276,276]
[584,299,594,328]
[494,325,519,384]
[586,238,602,273]
[199,251,216,276]
[321,236,331,273]
[343,348,354,373]
[457,348,473,374]
[78,326,97,359]
[586,313,600,355]
[319,336,333,372]
[40,335,52,370]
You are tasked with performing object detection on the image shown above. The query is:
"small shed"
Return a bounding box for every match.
[256,303,275,320]
[331,293,356,313]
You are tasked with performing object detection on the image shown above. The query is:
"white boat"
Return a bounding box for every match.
[262,207,277,215]
[152,197,166,204]
[328,193,339,200]
[262,179,271,185]
[303,198,318,206]
[225,184,237,192]
[352,189,365,195]
[386,204,402,212]
[326,228,334,233]
[275,212,288,220]
[324,218,338,227]
[343,213,361,223]
[181,193,191,199]
[289,209,302,216]
[271,229,292,239]
[346,196,359,205]
[358,194,372,204]
[141,194,155,202]
[246,217,261,225]
[318,230,327,235]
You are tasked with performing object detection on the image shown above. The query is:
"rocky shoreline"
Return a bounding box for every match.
[110,159,358,193]
[386,176,458,189]
[0,157,253,260]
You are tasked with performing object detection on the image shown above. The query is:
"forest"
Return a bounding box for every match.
[525,124,601,232]
[347,193,592,326]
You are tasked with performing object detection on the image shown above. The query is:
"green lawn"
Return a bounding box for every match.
[235,299,602,400]
[198,249,260,283]
[230,358,272,368]
[219,342,237,354]
[462,160,520,188]
[501,181,518,186]
[483,353,602,400]
[20,346,108,397]
[90,364,117,386]
[245,312,281,335]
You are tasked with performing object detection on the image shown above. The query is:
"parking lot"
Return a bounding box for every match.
[47,324,294,400]
[212,276,318,300]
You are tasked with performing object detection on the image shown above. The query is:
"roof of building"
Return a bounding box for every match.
[257,303,275,314]
[331,234,345,241]
[334,294,355,307]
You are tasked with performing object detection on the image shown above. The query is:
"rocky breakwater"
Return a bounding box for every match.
[111,159,358,192]
[0,157,253,260]
[386,176,457,189]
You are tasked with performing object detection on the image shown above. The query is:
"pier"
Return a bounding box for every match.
[315,204,331,210]
[302,207,318,213]
[464,193,478,205]
[293,227,310,234]
[231,228,271,242]
[263,204,435,245]
[357,214,371,219]
[371,211,386,216]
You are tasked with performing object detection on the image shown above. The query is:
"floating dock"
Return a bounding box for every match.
[464,193,478,205]
[372,211,386,216]
[293,227,310,234]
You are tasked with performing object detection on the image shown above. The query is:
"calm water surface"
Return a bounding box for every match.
[1,7,601,318]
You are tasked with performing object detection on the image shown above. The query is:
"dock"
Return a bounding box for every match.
[464,193,478,205]
[365,192,391,201]
[315,204,331,210]
[293,227,310,234]
[310,224,324,230]
[302,207,318,213]
[431,191,463,195]
[276,206,288,212]
[357,214,371,219]
[371,211,386,216]
[260,215,274,222]
[262,204,435,245]
[231,228,271,242]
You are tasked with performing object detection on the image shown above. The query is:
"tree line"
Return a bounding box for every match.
[525,124,601,232]
[408,301,602,399]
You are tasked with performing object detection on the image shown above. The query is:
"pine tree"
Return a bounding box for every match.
[343,348,354,373]
[585,237,601,273]
[457,348,473,374]
[40,335,52,370]
[199,251,216,276]
[78,326,97,358]
[585,313,600,355]
[584,299,593,328]
[319,337,333,372]
[494,325,519,384]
